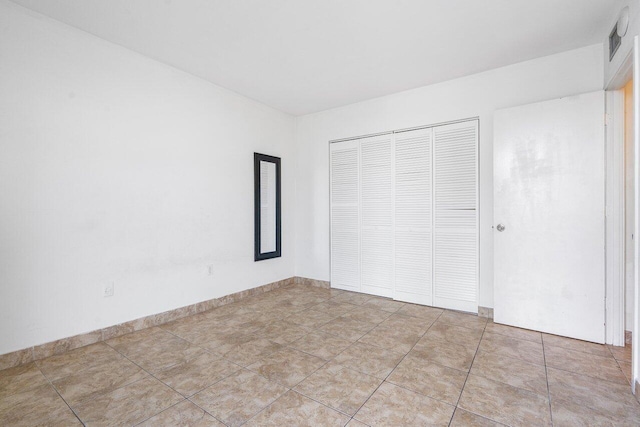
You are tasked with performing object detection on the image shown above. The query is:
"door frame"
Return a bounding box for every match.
[605,34,639,392]
[604,88,626,347]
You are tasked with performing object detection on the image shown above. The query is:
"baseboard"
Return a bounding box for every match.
[0,276,297,371]
[626,330,632,346]
[294,276,330,289]
[478,306,494,319]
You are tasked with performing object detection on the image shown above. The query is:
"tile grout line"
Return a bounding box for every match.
[184,291,343,426]
[34,363,86,426]
[130,399,193,427]
[101,339,234,426]
[269,298,441,424]
[240,296,387,425]
[541,345,631,387]
[541,335,554,426]
[347,308,446,424]
[9,287,636,425]
[449,319,489,426]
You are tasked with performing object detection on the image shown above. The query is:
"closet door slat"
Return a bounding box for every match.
[393,128,433,305]
[330,141,360,292]
[360,135,393,297]
[433,120,479,313]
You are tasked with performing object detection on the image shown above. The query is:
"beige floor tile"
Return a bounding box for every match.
[247,347,326,388]
[189,369,288,427]
[334,342,404,379]
[245,390,350,426]
[608,344,632,362]
[52,356,148,406]
[387,356,467,405]
[308,301,356,318]
[160,316,235,344]
[479,332,544,366]
[358,325,420,353]
[544,344,627,385]
[354,382,455,426]
[547,367,640,420]
[470,350,548,396]
[551,397,640,426]
[330,291,374,306]
[363,296,406,313]
[105,326,178,355]
[410,335,477,371]
[341,306,393,324]
[437,310,487,331]
[425,322,483,350]
[74,377,183,426]
[125,340,203,374]
[36,342,123,381]
[206,335,283,367]
[458,375,551,427]
[211,312,273,332]
[319,316,377,342]
[8,285,640,427]
[155,350,241,397]
[203,303,256,320]
[450,408,505,426]
[0,363,49,400]
[200,330,260,355]
[542,333,611,357]
[284,309,338,328]
[256,320,311,345]
[377,313,433,335]
[138,400,225,426]
[484,322,542,343]
[287,331,352,360]
[0,383,82,426]
[619,360,632,384]
[396,304,444,322]
[294,363,383,416]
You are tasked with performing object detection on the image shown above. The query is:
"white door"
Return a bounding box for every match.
[494,91,606,343]
[433,121,479,313]
[360,134,394,298]
[330,140,360,292]
[394,128,433,305]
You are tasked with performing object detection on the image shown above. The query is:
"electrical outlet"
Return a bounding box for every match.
[104,282,114,297]
[208,265,214,276]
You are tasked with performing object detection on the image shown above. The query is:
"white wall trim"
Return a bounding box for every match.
[633,35,640,394]
[605,89,627,346]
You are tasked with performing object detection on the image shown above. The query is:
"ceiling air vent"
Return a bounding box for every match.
[610,23,622,61]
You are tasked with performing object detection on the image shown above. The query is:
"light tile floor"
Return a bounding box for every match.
[1,284,639,426]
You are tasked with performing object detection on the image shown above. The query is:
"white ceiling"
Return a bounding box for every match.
[10,0,620,116]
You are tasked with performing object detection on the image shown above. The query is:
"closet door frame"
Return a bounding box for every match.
[329,118,479,313]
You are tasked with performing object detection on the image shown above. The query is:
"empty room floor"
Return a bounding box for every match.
[1,284,638,426]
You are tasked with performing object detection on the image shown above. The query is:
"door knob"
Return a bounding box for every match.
[496,224,505,232]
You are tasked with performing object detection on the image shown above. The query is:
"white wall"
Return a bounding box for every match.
[0,1,295,354]
[294,44,604,309]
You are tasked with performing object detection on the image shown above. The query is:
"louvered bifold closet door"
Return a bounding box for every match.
[330,140,360,292]
[433,120,478,313]
[393,128,433,305]
[360,134,394,297]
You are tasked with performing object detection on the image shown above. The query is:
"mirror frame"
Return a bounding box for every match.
[254,153,281,261]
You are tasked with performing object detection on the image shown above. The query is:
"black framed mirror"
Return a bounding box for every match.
[254,153,281,261]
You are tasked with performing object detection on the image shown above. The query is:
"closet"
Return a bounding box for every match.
[329,119,478,313]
